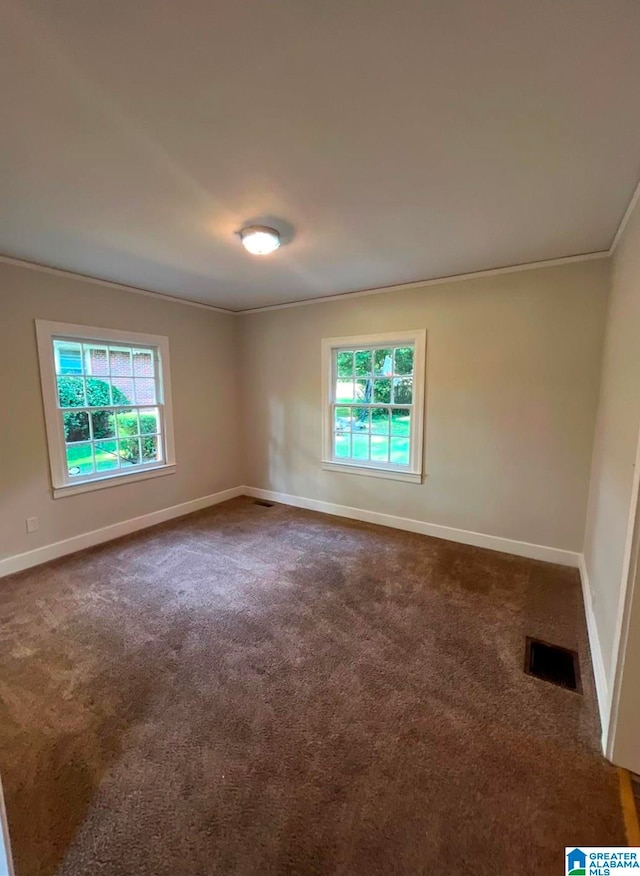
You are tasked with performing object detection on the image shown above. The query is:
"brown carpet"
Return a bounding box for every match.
[0,497,625,875]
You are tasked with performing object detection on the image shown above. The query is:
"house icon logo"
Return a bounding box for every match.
[567,848,587,875]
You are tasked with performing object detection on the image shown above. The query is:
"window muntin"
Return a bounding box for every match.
[322,331,425,481]
[54,339,164,480]
[36,321,175,496]
[332,344,414,467]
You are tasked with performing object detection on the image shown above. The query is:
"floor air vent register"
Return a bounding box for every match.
[524,637,582,693]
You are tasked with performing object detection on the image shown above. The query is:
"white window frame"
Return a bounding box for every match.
[321,329,426,484]
[35,320,176,499]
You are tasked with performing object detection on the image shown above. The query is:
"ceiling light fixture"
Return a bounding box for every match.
[239,225,281,256]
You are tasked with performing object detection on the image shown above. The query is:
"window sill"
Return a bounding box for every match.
[53,463,176,499]
[322,461,422,484]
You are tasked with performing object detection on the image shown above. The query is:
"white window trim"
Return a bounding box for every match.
[35,320,177,499]
[321,329,426,484]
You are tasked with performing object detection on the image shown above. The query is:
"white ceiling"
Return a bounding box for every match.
[2,0,640,311]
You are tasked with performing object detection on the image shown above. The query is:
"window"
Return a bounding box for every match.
[321,330,426,483]
[36,321,176,498]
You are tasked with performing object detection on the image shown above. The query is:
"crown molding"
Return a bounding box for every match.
[0,246,614,317]
[0,254,235,315]
[236,250,609,314]
[608,176,640,255]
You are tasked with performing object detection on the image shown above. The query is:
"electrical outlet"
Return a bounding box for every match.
[26,517,39,534]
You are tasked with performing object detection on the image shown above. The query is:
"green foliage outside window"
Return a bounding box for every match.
[338,346,414,416]
[116,412,158,463]
[60,377,158,465]
[59,377,130,442]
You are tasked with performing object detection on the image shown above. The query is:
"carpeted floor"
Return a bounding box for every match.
[0,497,626,875]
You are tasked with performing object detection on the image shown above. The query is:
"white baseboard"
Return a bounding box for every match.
[242,486,581,567]
[0,486,244,579]
[1,482,582,579]
[578,554,610,751]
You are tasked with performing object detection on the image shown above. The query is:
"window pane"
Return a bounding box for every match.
[374,349,392,375]
[371,408,389,434]
[337,351,353,378]
[139,408,160,435]
[390,437,410,466]
[91,410,115,439]
[58,376,86,408]
[394,347,414,375]
[352,434,370,460]
[354,378,371,402]
[335,380,354,403]
[66,442,94,477]
[391,408,411,436]
[351,407,370,433]
[47,332,169,488]
[117,410,140,437]
[334,433,351,458]
[109,347,133,377]
[393,377,413,405]
[84,345,109,376]
[54,341,83,375]
[95,440,119,472]
[63,411,89,443]
[111,378,134,406]
[134,378,156,405]
[373,378,391,404]
[325,337,421,474]
[119,437,141,465]
[141,435,161,464]
[133,350,154,377]
[371,435,389,462]
[85,377,113,407]
[335,406,351,433]
[355,350,372,375]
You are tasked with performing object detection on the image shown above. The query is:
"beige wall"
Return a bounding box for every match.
[584,200,640,683]
[0,262,241,562]
[239,260,609,552]
[583,196,640,772]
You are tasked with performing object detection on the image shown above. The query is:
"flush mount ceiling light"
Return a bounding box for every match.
[239,225,281,256]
